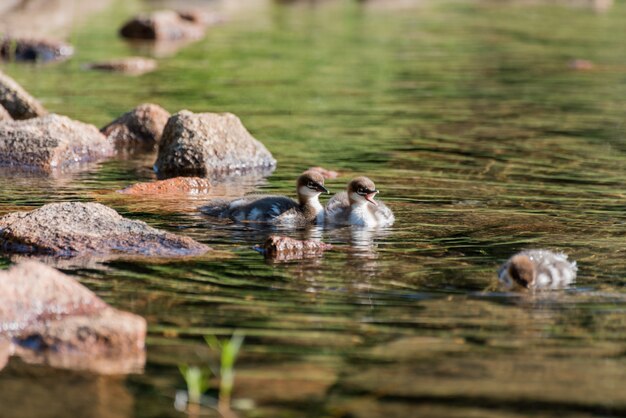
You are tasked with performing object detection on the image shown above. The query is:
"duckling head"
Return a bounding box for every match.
[348,177,379,207]
[296,170,329,204]
[504,254,536,288]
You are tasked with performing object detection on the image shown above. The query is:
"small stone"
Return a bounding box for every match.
[154,110,276,178]
[118,177,211,195]
[0,36,74,63]
[0,202,211,257]
[0,70,47,120]
[85,57,157,75]
[119,10,206,41]
[0,114,114,173]
[101,103,170,152]
[259,235,332,260]
[568,59,594,71]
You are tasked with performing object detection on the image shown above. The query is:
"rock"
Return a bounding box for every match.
[0,104,11,121]
[0,114,114,173]
[101,103,170,152]
[258,235,332,260]
[85,56,157,75]
[118,177,211,195]
[119,10,206,41]
[0,202,210,257]
[0,261,146,368]
[0,70,47,119]
[154,110,276,178]
[308,166,340,179]
[0,36,73,63]
[177,9,222,26]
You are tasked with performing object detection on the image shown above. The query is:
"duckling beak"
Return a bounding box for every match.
[365,190,379,206]
[316,184,329,194]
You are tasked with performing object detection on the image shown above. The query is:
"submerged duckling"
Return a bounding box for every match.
[200,170,328,226]
[325,177,394,227]
[498,250,577,290]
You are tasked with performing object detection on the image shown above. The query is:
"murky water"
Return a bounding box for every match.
[2,0,626,417]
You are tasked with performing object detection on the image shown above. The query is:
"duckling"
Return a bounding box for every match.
[200,170,329,226]
[498,250,577,290]
[325,177,394,227]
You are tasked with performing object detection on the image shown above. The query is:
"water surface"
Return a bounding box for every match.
[1,0,626,417]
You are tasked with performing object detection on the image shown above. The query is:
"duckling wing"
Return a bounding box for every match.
[373,201,395,227]
[325,192,350,225]
[201,195,298,223]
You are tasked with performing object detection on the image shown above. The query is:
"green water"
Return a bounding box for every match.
[2,0,626,417]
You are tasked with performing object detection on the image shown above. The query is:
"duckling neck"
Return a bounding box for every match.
[299,196,324,223]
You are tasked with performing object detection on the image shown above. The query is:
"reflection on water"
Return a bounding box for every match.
[2,0,626,417]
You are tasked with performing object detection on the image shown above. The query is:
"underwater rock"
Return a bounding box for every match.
[0,261,146,357]
[568,59,594,71]
[309,166,340,179]
[85,56,157,75]
[101,103,170,152]
[154,110,276,178]
[0,36,73,63]
[0,70,47,120]
[119,10,206,41]
[0,114,114,173]
[258,235,332,260]
[0,202,210,257]
[118,176,211,195]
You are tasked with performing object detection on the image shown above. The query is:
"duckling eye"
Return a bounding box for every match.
[307,181,315,188]
[357,187,366,194]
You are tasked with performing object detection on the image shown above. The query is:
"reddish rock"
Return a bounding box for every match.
[85,57,157,75]
[309,166,340,179]
[177,10,222,26]
[259,235,332,260]
[119,10,206,41]
[0,261,146,359]
[118,177,211,195]
[0,202,210,257]
[0,114,114,173]
[0,36,73,63]
[154,110,276,178]
[0,70,47,120]
[101,103,170,152]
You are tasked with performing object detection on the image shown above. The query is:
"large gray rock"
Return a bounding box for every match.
[0,114,115,173]
[0,70,47,119]
[154,110,276,178]
[0,261,146,370]
[101,103,170,152]
[119,10,206,41]
[0,202,210,257]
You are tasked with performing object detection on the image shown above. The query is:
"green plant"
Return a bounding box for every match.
[205,331,245,408]
[178,365,211,405]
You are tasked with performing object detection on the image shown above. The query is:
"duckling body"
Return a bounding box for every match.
[498,249,577,290]
[325,177,394,227]
[200,170,328,227]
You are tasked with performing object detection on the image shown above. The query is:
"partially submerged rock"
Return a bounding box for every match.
[0,36,74,63]
[119,10,206,41]
[0,261,146,370]
[0,114,114,173]
[118,177,211,195]
[0,202,210,257]
[154,110,276,178]
[0,70,47,119]
[85,56,157,75]
[309,166,340,179]
[568,59,595,71]
[101,103,170,152]
[258,235,332,260]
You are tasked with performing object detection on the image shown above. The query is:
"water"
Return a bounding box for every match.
[1,0,626,417]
